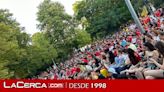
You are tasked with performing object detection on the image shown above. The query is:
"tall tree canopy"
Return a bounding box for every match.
[73,0,132,38]
[0,9,30,78]
[37,0,92,62]
[0,9,58,78]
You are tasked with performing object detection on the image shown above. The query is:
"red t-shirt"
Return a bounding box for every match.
[128,36,132,42]
[134,52,141,62]
[157,19,161,27]
[76,68,81,73]
[54,74,58,79]
[143,16,150,24]
[95,51,101,56]
[81,58,89,63]
[155,10,161,17]
[146,16,150,23]
[114,50,118,56]
[66,70,71,76]
[71,68,77,75]
[136,30,141,37]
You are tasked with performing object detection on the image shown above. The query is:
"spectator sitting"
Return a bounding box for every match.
[144,41,164,79]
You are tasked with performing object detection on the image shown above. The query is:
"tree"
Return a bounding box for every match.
[32,32,57,61]
[37,0,77,62]
[0,9,20,29]
[0,23,16,79]
[73,29,92,48]
[0,8,58,79]
[149,0,164,8]
[73,0,133,38]
[0,9,28,78]
[37,0,72,44]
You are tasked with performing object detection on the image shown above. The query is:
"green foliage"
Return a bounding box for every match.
[74,29,92,48]
[149,0,164,8]
[37,0,72,43]
[0,9,58,79]
[73,0,132,38]
[0,23,16,79]
[32,32,57,61]
[37,0,92,62]
[0,9,20,29]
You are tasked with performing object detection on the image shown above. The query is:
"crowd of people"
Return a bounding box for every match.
[36,7,164,80]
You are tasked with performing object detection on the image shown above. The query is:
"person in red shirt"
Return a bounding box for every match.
[113,48,118,56]
[81,58,89,64]
[76,67,81,73]
[146,16,150,24]
[66,68,71,77]
[154,10,161,17]
[71,67,77,75]
[95,51,101,56]
[143,16,150,25]
[157,18,161,28]
[135,28,141,37]
[127,35,133,42]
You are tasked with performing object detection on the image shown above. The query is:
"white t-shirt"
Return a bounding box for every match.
[150,5,156,12]
[129,24,136,31]
[161,24,164,30]
[86,65,93,71]
[150,15,157,23]
[153,36,160,41]
[132,37,137,44]
[109,46,114,51]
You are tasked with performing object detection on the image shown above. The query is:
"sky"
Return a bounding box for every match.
[0,0,77,35]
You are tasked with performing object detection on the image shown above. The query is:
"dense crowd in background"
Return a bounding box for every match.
[35,7,164,80]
